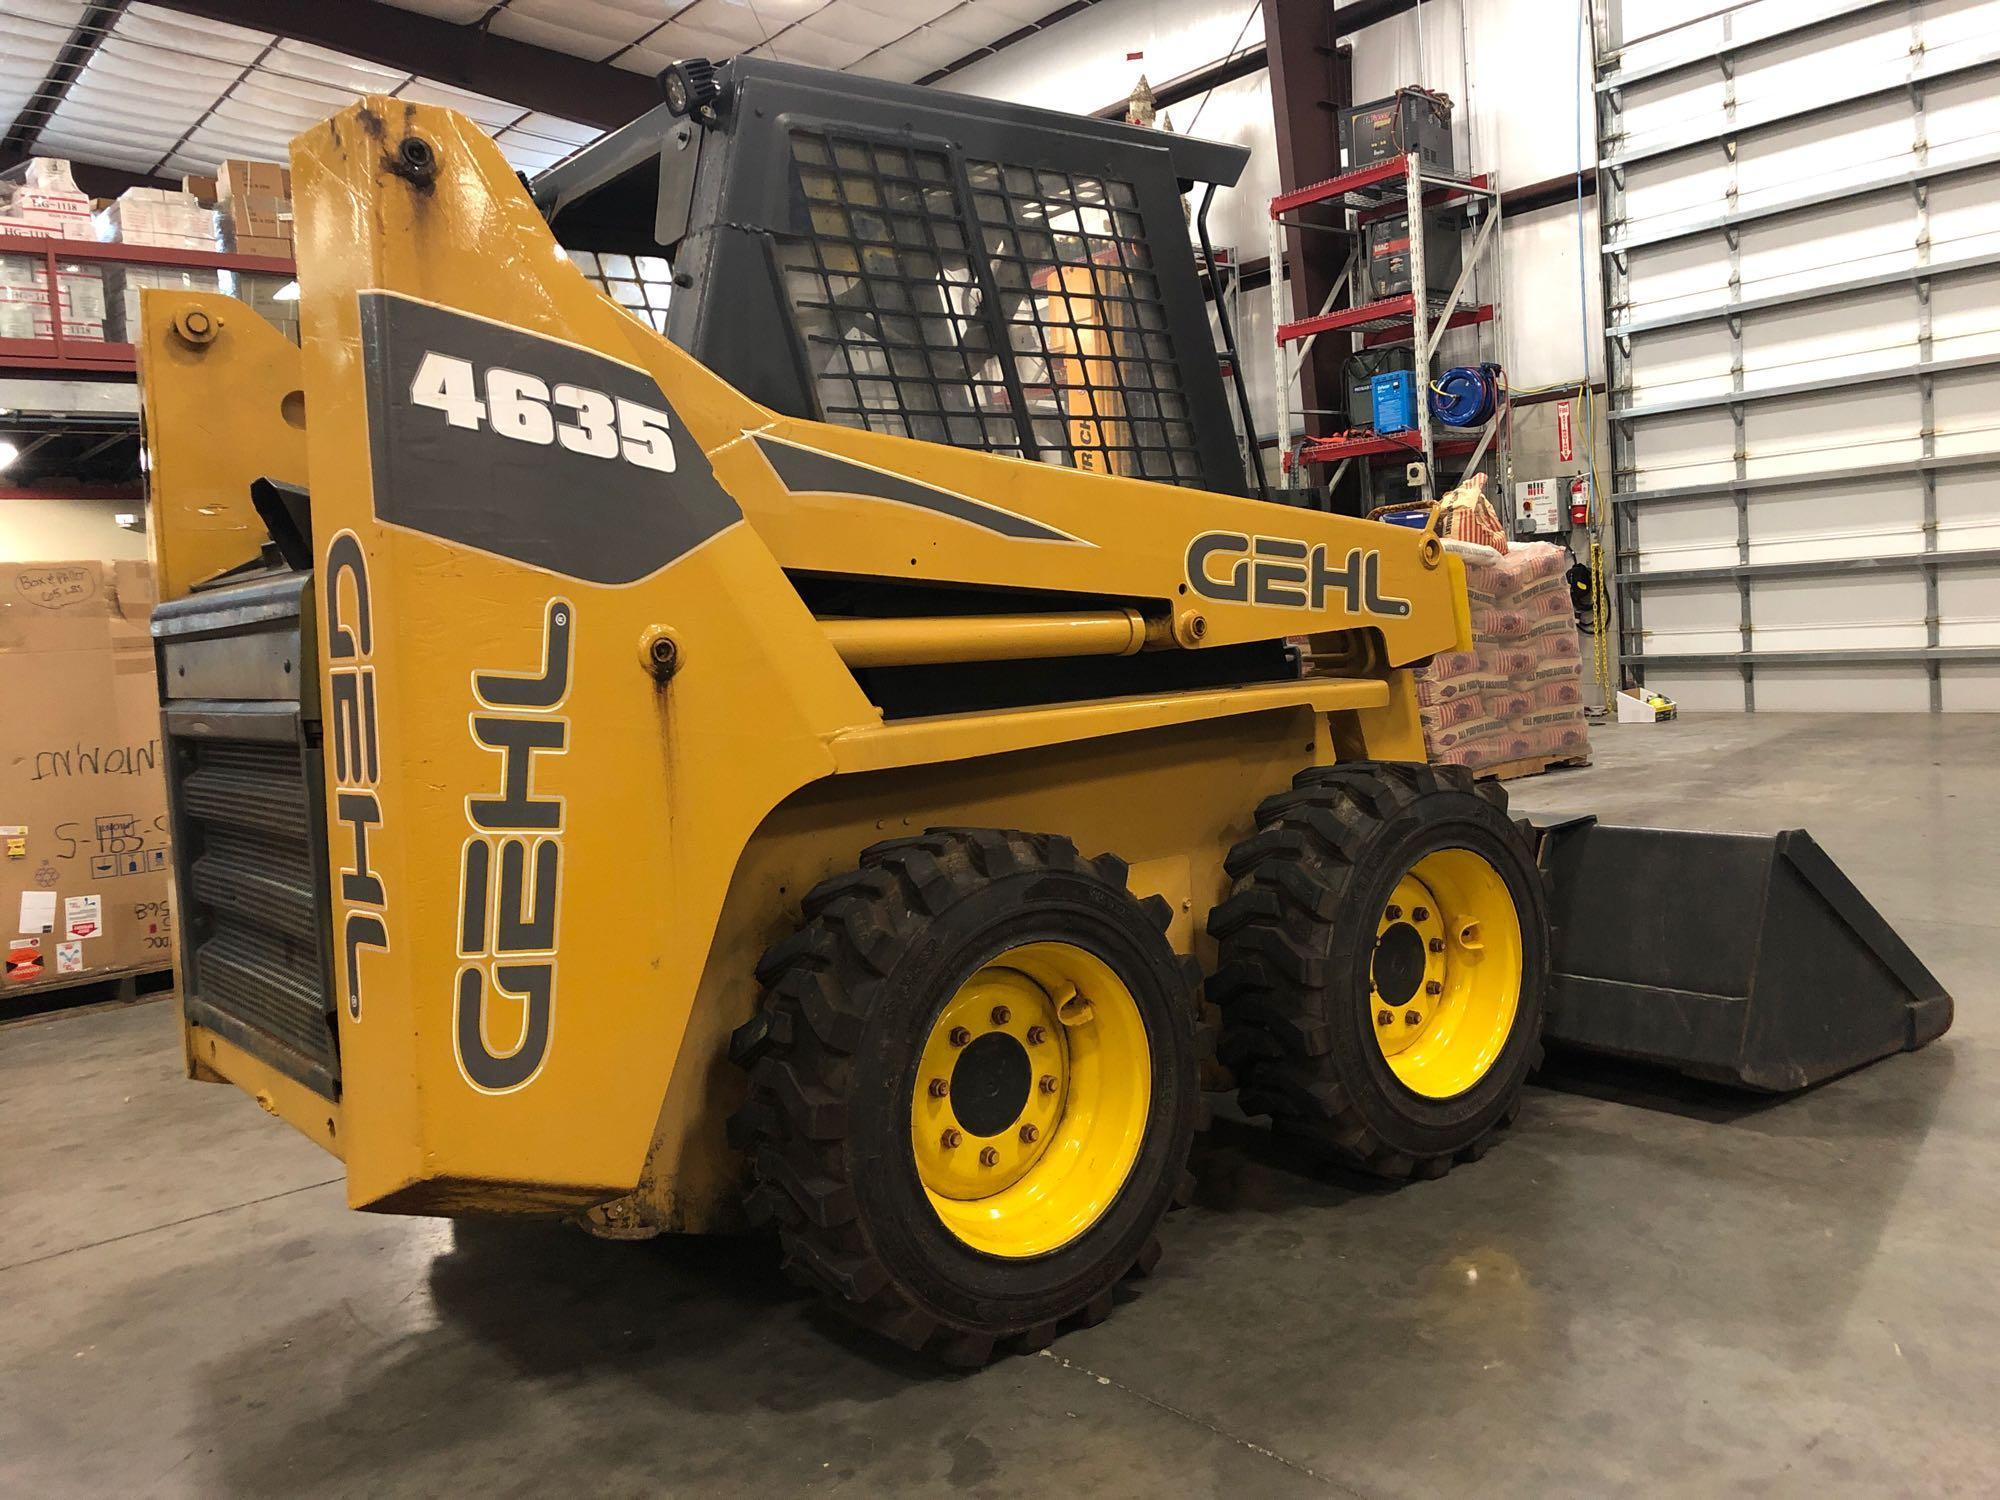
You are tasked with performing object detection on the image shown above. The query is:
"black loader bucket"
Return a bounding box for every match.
[1533,819,1953,1091]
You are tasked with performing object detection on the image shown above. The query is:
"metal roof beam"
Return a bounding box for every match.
[0,0,130,171]
[138,0,658,131]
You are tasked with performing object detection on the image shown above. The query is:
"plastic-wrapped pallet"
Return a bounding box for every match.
[1416,482,1591,776]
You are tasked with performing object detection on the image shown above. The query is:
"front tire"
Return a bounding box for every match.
[1208,762,1548,1180]
[729,828,1200,1365]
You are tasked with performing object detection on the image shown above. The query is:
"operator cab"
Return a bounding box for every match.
[530,56,1262,499]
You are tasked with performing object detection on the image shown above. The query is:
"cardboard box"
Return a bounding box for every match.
[220,196,291,243]
[223,233,293,260]
[1,562,173,998]
[0,216,86,241]
[0,258,107,339]
[0,184,93,245]
[94,193,217,249]
[22,157,80,194]
[1615,687,1678,723]
[8,187,90,218]
[181,173,218,203]
[39,318,106,344]
[101,264,220,342]
[218,158,288,203]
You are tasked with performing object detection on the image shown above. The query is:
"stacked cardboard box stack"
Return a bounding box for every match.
[213,158,293,258]
[93,187,217,250]
[2,562,173,997]
[100,264,223,343]
[0,253,106,343]
[0,158,94,241]
[218,269,298,342]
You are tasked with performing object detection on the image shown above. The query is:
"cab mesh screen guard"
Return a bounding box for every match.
[534,57,1252,497]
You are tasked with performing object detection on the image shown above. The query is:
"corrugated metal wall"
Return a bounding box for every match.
[1601,0,2000,711]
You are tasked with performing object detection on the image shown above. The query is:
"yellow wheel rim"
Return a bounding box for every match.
[1368,848,1523,1099]
[911,941,1151,1259]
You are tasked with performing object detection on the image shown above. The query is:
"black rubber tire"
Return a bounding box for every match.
[1207,762,1548,1181]
[728,828,1201,1366]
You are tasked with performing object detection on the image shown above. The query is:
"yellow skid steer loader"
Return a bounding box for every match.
[140,70,1949,1365]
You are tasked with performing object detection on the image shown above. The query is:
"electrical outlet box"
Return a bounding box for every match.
[1515,478,1564,536]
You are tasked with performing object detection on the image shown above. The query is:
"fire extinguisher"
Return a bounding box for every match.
[1568,475,1591,527]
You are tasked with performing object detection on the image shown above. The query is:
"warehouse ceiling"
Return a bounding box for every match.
[384,0,1081,86]
[0,0,1090,185]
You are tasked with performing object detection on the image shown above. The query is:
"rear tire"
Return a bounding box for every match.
[1208,762,1547,1180]
[729,828,1200,1365]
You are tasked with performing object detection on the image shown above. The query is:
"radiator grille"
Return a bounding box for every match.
[178,735,338,1096]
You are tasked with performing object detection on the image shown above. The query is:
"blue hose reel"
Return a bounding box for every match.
[1429,363,1505,428]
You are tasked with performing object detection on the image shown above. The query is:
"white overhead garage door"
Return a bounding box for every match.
[1597,0,2000,711]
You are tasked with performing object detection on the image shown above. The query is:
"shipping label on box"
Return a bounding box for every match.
[28,313,105,342]
[5,936,42,984]
[0,217,68,240]
[63,892,102,939]
[1,562,173,995]
[7,187,90,219]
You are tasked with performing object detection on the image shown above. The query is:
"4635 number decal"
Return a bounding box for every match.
[409,351,677,473]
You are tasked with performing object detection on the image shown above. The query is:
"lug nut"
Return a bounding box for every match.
[940,1128,962,1148]
[1429,936,1447,954]
[1426,980,1443,996]
[949,1026,971,1046]
[1026,1025,1048,1045]
[1019,1124,1038,1144]
[1385,904,1402,921]
[1039,1074,1059,1094]
[1404,1010,1421,1026]
[1413,905,1430,922]
[1377,1009,1394,1027]
[928,1078,949,1098]
[979,1146,1000,1167]
[991,1005,1011,1025]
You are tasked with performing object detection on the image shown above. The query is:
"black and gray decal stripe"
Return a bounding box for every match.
[359,290,741,586]
[753,436,1087,545]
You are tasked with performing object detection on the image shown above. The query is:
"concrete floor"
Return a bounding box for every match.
[3,713,1995,1497]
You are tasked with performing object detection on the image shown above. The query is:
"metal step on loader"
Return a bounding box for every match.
[139,62,1949,1366]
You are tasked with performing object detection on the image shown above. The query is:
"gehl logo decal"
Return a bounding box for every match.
[1184,532,1413,618]
[327,531,389,1020]
[454,599,573,1095]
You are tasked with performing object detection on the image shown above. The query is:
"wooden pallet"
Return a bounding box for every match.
[3,963,173,1019]
[1475,751,1592,784]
